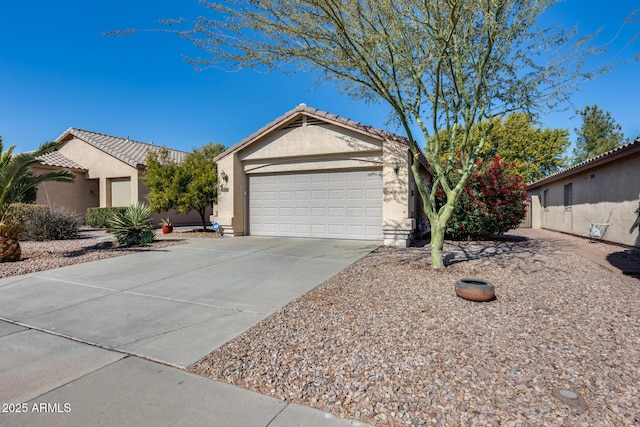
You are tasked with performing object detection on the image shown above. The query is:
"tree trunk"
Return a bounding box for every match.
[427,203,455,269]
[0,237,22,262]
[197,206,207,231]
[430,223,446,269]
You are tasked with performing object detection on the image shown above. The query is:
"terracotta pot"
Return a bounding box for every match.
[161,225,173,234]
[455,278,495,302]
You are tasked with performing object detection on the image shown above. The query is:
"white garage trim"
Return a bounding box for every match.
[249,169,383,240]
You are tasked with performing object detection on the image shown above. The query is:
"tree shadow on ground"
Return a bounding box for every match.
[605,251,640,280]
[63,241,172,258]
[433,234,551,267]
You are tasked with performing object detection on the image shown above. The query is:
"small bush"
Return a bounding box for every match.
[21,208,80,241]
[5,203,50,223]
[437,156,528,240]
[1,204,50,239]
[107,203,155,246]
[86,207,127,228]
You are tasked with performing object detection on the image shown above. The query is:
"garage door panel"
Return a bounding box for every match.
[328,207,344,217]
[278,223,294,233]
[249,170,382,240]
[366,188,382,198]
[264,191,277,201]
[328,224,345,235]
[279,191,293,200]
[294,190,309,200]
[346,224,365,234]
[366,207,382,218]
[294,207,309,216]
[311,224,327,233]
[311,207,326,217]
[263,207,278,216]
[328,190,344,199]
[347,189,363,199]
[328,174,346,183]
[259,223,277,233]
[347,207,363,217]
[311,174,328,183]
[278,207,293,216]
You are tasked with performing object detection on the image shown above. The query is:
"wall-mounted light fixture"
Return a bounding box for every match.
[392,159,399,174]
[220,170,228,181]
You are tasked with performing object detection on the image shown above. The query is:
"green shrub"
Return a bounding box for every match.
[21,208,79,241]
[86,207,127,228]
[107,203,155,246]
[436,156,528,240]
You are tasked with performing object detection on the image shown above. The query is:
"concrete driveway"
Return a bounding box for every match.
[0,236,377,426]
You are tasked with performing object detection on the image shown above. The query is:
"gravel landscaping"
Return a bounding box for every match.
[189,231,640,426]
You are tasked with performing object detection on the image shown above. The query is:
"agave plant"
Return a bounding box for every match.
[0,137,74,262]
[107,203,155,246]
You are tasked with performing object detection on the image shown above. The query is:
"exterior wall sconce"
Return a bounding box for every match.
[392,159,399,173]
[220,170,228,181]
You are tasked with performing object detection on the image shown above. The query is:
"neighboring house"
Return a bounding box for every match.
[212,104,431,247]
[31,128,209,225]
[526,138,640,248]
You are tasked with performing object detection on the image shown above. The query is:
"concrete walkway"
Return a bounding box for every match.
[0,236,377,426]
[512,228,640,277]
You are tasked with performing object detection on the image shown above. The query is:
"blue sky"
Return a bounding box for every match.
[1,1,638,155]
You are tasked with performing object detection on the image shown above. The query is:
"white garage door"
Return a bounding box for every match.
[249,170,383,240]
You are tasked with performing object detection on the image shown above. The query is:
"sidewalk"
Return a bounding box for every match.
[511,228,640,277]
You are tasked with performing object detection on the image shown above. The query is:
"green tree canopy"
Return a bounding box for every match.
[142,143,226,230]
[145,0,638,267]
[572,104,627,164]
[178,143,226,229]
[142,147,181,214]
[439,113,570,182]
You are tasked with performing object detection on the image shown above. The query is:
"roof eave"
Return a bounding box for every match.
[215,105,408,162]
[34,163,87,173]
[527,139,640,190]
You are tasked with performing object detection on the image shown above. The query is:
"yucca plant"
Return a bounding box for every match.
[107,203,155,246]
[0,137,74,262]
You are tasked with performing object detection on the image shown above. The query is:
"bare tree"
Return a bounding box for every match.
[128,0,638,268]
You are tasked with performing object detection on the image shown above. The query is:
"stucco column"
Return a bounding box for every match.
[530,194,541,229]
[99,177,108,208]
[382,142,414,247]
[211,155,236,236]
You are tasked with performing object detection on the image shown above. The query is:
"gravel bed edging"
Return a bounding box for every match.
[0,228,187,278]
[189,235,640,426]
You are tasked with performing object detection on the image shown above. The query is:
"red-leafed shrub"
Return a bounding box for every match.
[437,156,528,240]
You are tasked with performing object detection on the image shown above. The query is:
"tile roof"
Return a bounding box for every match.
[56,128,189,168]
[36,151,87,170]
[527,138,640,189]
[216,104,410,161]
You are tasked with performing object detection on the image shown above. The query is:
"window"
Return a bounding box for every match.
[564,183,572,211]
[543,189,549,211]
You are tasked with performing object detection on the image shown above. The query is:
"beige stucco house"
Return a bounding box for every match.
[526,138,640,248]
[212,104,430,247]
[32,128,209,225]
